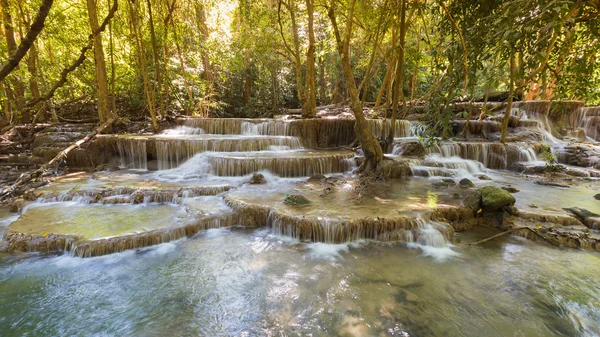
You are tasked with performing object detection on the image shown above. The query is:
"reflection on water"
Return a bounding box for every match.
[1,227,599,337]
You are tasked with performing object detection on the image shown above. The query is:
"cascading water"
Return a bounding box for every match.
[117,138,148,170]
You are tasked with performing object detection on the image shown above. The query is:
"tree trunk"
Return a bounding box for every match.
[500,48,516,143]
[129,0,158,129]
[86,0,111,123]
[147,0,165,117]
[388,0,407,141]
[1,0,27,122]
[328,0,383,171]
[303,0,316,117]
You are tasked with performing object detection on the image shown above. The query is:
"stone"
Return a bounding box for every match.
[478,175,492,180]
[393,141,426,157]
[432,181,449,189]
[501,186,520,193]
[506,206,519,216]
[8,198,25,213]
[479,186,516,213]
[249,173,267,184]
[442,178,456,186]
[307,174,326,183]
[575,128,587,142]
[283,194,311,206]
[378,160,412,179]
[452,193,461,199]
[459,178,475,188]
[594,194,600,200]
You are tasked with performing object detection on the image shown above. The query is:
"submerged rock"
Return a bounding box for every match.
[478,175,492,180]
[442,178,456,186]
[8,198,24,213]
[468,186,516,214]
[459,178,475,188]
[249,173,267,184]
[307,174,326,183]
[283,194,311,206]
[501,186,520,193]
[432,181,449,189]
[565,207,600,229]
[594,194,600,200]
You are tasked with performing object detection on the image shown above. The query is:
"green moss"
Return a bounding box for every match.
[283,194,311,206]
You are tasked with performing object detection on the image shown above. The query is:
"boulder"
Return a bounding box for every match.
[283,194,311,206]
[378,160,412,179]
[459,178,475,188]
[479,186,516,212]
[249,173,267,184]
[594,194,600,201]
[468,186,516,215]
[393,142,426,158]
[8,198,25,213]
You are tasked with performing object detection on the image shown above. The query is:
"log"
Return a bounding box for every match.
[0,118,115,201]
[467,226,558,246]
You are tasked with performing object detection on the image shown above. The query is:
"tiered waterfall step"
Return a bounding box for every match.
[202,150,355,177]
[3,198,237,257]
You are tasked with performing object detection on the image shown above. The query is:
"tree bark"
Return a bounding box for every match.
[129,0,158,129]
[86,0,112,123]
[1,0,27,122]
[147,0,165,117]
[388,0,407,141]
[500,48,516,143]
[328,0,383,171]
[303,0,316,117]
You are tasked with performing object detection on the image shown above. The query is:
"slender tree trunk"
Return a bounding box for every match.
[147,0,165,117]
[388,0,407,142]
[500,48,516,143]
[303,0,316,117]
[318,53,326,104]
[108,0,116,115]
[328,0,383,171]
[86,0,111,123]
[1,0,27,122]
[128,0,158,129]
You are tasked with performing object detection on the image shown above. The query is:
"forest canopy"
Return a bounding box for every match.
[1,0,600,125]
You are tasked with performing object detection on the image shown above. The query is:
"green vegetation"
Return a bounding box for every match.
[1,0,599,170]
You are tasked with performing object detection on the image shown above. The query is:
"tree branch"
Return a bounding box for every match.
[0,0,54,82]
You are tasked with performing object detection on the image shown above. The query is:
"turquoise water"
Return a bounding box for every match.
[0,226,599,337]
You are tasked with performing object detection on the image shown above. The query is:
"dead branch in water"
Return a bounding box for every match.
[468,226,558,246]
[0,118,115,201]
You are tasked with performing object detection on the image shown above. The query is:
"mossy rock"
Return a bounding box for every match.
[479,186,516,212]
[284,194,311,206]
[468,186,516,215]
[459,178,475,188]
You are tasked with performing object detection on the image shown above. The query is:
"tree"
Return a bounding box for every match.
[328,0,383,172]
[86,0,112,123]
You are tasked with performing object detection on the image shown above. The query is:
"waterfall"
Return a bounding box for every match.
[572,106,600,141]
[155,136,303,170]
[116,138,147,170]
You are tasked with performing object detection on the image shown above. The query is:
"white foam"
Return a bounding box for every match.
[407,243,460,263]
